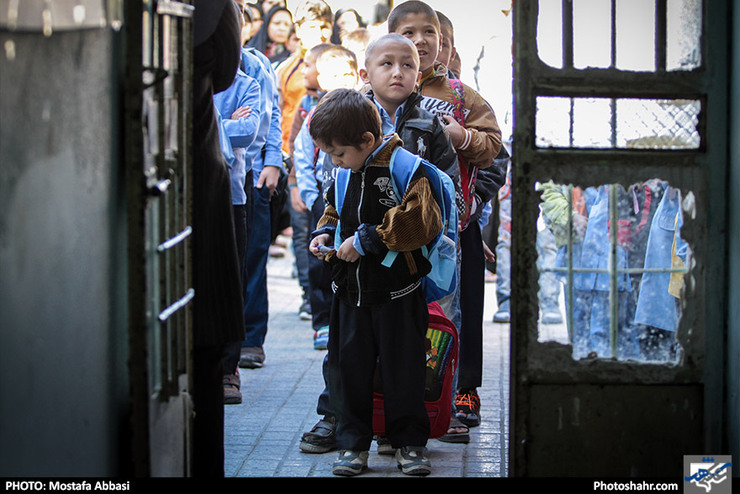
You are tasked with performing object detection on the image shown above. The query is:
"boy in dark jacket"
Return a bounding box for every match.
[308,88,442,476]
[298,33,461,459]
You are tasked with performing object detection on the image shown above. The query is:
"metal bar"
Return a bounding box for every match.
[562,0,574,69]
[158,288,195,322]
[157,1,194,18]
[655,0,667,72]
[566,185,574,342]
[156,225,192,253]
[608,185,618,359]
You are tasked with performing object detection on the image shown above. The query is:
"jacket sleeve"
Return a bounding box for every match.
[373,172,443,253]
[219,76,261,148]
[457,83,503,170]
[293,118,321,210]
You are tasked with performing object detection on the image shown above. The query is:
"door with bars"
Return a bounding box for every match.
[125,0,195,476]
[510,0,728,476]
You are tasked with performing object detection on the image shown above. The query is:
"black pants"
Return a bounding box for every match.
[223,203,250,373]
[193,345,226,477]
[458,222,484,390]
[307,195,333,331]
[327,288,430,451]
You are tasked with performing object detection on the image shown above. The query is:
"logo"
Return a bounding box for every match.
[684,456,732,494]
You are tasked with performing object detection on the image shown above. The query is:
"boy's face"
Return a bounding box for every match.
[302,51,321,91]
[437,25,456,68]
[319,134,376,172]
[391,12,442,73]
[296,20,333,50]
[316,58,359,91]
[361,40,421,109]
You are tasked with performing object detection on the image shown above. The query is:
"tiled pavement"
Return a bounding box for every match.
[224,241,512,478]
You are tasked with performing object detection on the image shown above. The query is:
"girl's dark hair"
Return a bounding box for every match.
[308,89,381,148]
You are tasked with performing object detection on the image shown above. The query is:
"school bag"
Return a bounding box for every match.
[333,145,459,303]
[449,78,479,231]
[371,301,458,439]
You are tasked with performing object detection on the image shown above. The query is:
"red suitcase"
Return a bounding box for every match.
[372,302,458,438]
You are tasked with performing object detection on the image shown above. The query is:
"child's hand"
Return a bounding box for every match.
[336,235,360,263]
[309,234,332,258]
[231,106,252,120]
[441,115,466,148]
[482,240,495,263]
[290,186,308,213]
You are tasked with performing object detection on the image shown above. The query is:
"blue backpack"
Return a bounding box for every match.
[334,146,458,303]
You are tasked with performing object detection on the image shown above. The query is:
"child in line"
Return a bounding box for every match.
[388,1,503,441]
[286,42,333,322]
[275,0,334,154]
[293,45,361,349]
[308,88,442,476]
[298,34,459,457]
[213,66,262,402]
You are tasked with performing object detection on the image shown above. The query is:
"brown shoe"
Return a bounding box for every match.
[223,373,242,405]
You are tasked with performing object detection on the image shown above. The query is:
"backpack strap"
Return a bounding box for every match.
[333,168,351,248]
[381,147,423,268]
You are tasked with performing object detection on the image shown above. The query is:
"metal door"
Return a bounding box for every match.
[510,0,728,477]
[125,0,195,476]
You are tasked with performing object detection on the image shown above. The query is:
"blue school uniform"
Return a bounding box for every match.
[213,69,261,206]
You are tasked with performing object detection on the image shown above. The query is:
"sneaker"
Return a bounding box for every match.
[299,300,312,321]
[223,373,242,405]
[454,390,481,428]
[493,300,510,323]
[238,346,265,369]
[299,416,337,453]
[541,308,563,325]
[374,436,395,455]
[313,326,329,350]
[332,450,368,476]
[395,446,431,476]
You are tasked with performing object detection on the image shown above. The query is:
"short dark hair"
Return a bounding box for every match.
[435,11,454,45]
[308,88,381,148]
[387,0,439,33]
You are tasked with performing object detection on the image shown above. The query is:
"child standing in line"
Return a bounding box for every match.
[293,45,361,350]
[298,34,459,457]
[275,0,334,154]
[388,1,503,442]
[308,88,443,476]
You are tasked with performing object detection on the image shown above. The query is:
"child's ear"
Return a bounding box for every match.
[360,131,376,149]
[359,68,369,83]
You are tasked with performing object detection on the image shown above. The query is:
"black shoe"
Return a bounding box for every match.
[299,416,337,453]
[454,390,481,428]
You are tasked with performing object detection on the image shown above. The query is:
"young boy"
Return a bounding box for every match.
[308,88,442,476]
[298,35,459,456]
[388,1,504,441]
[293,45,360,350]
[275,0,334,154]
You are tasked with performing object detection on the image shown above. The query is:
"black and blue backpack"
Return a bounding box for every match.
[334,146,458,303]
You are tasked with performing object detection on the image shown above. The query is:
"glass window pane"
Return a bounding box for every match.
[666,0,702,70]
[536,180,692,363]
[535,97,701,149]
[573,0,612,69]
[615,0,656,71]
[536,0,703,71]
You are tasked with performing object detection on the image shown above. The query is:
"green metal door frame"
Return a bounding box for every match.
[510,0,729,476]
